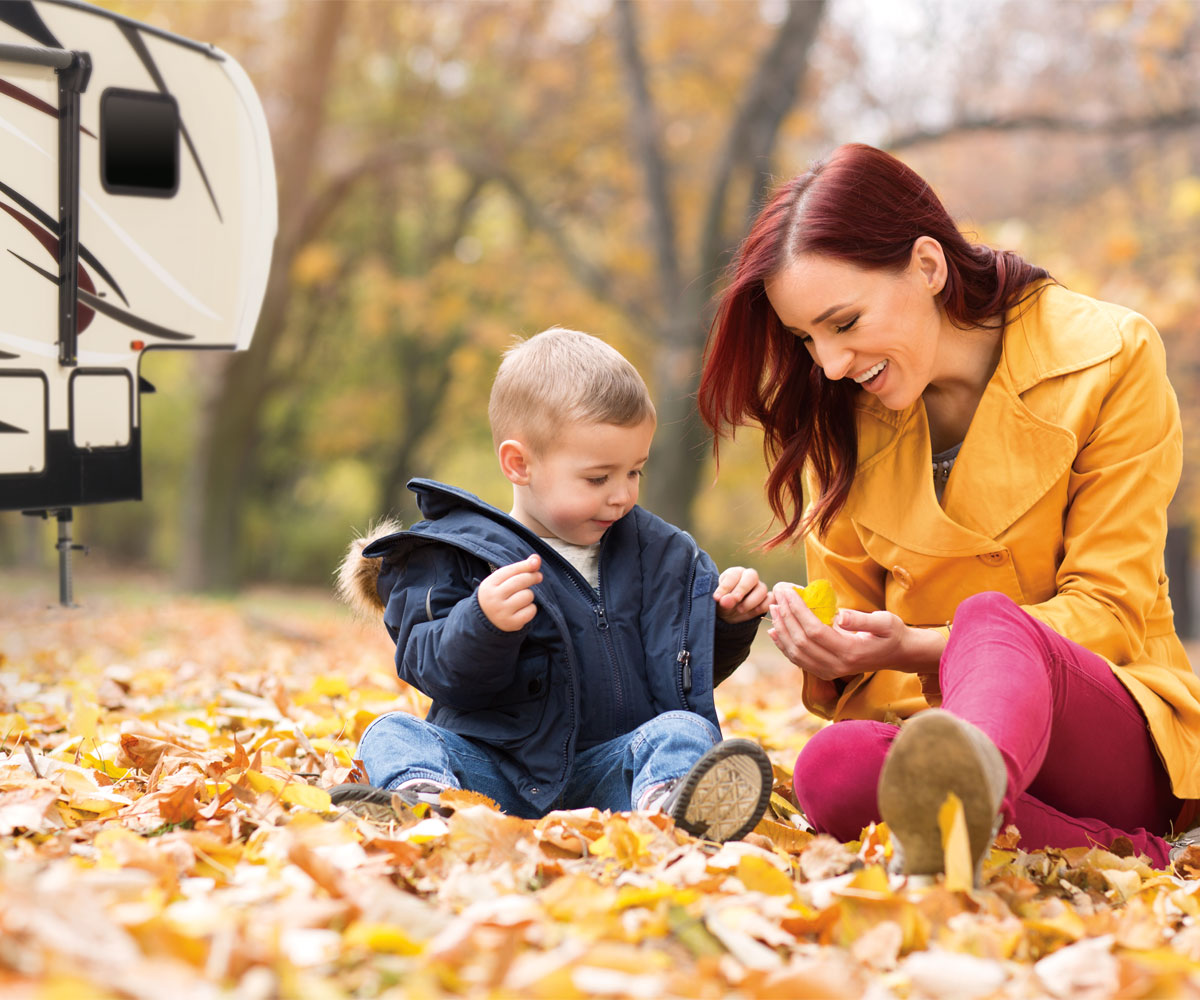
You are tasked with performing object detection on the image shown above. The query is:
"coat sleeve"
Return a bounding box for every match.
[801,467,890,717]
[1021,315,1181,664]
[712,616,761,686]
[379,543,527,709]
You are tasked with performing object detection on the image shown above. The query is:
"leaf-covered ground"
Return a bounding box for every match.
[3,572,1200,999]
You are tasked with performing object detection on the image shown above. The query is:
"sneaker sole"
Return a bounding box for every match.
[671,739,773,843]
[877,709,1003,877]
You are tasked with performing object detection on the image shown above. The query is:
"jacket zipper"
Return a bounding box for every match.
[676,549,700,702]
[529,536,625,730]
[593,547,624,728]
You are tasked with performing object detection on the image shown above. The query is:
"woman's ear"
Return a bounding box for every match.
[911,236,947,296]
[498,439,533,486]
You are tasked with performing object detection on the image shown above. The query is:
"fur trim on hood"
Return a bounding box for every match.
[335,518,403,618]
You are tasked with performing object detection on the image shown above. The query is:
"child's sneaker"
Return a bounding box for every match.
[654,738,773,843]
[329,779,449,820]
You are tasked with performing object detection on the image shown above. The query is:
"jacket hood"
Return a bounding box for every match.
[335,517,404,617]
[336,480,521,617]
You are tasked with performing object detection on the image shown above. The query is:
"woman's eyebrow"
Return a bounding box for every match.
[812,302,851,325]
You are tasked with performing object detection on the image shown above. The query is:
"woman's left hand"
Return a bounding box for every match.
[767,582,942,679]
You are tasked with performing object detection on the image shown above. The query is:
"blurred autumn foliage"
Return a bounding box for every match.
[1,0,1198,595]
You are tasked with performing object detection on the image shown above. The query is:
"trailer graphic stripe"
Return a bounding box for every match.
[2,203,96,331]
[0,419,27,434]
[0,2,62,50]
[0,79,96,138]
[10,251,195,342]
[118,24,222,223]
[0,179,128,306]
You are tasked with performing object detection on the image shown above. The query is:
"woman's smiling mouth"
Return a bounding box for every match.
[854,359,888,385]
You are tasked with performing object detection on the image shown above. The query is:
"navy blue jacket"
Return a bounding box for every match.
[361,478,761,812]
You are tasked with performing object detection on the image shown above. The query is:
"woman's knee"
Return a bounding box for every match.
[953,591,1027,632]
[794,722,895,840]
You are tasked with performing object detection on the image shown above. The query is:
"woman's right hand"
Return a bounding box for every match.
[767,581,942,679]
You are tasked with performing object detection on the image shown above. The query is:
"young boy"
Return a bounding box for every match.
[334,328,773,842]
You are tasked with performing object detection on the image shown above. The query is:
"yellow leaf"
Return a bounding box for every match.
[735,854,796,896]
[68,689,99,742]
[343,921,423,955]
[244,769,286,796]
[938,792,973,892]
[795,579,838,625]
[280,782,332,811]
[310,675,351,698]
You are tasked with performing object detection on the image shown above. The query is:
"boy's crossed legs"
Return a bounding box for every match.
[337,709,771,842]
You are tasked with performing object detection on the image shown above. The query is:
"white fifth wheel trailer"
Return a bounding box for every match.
[0,0,276,601]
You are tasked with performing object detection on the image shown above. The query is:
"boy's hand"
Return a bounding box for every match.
[478,554,543,632]
[713,566,771,624]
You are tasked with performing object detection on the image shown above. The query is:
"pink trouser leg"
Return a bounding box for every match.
[793,592,1181,867]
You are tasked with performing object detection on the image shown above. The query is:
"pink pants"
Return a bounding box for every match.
[794,591,1182,867]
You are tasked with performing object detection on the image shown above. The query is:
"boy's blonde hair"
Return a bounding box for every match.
[489,327,656,453]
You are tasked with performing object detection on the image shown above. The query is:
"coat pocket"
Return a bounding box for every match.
[428,647,552,746]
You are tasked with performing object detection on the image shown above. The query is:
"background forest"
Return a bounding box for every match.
[2,0,1198,603]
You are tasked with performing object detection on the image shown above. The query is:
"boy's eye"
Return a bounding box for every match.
[586,476,608,486]
[630,469,645,479]
[834,315,859,334]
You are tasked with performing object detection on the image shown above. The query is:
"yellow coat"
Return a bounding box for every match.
[803,283,1200,801]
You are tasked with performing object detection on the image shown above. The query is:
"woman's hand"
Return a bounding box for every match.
[767,581,944,678]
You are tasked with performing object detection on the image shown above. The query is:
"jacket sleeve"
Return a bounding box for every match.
[379,543,527,709]
[712,616,762,686]
[801,466,890,717]
[1021,315,1180,664]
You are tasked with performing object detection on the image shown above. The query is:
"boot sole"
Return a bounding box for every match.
[670,739,772,843]
[877,710,1003,877]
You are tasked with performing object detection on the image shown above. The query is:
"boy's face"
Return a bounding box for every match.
[507,418,655,546]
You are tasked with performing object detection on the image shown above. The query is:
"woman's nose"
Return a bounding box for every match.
[815,341,854,381]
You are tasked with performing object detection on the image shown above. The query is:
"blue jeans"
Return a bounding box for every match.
[356,709,722,819]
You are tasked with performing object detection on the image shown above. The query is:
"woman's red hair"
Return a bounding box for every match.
[697,143,1050,547]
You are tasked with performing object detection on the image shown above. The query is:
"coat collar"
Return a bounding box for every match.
[844,285,1121,549]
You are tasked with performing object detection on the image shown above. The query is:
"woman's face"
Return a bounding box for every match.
[763,240,947,411]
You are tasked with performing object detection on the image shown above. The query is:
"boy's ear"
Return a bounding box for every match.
[498,439,533,485]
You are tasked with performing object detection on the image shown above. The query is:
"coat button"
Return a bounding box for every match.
[891,566,913,589]
[978,551,1009,566]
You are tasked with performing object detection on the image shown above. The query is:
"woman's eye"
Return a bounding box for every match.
[834,316,859,334]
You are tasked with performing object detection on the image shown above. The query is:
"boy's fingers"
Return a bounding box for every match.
[495,573,542,599]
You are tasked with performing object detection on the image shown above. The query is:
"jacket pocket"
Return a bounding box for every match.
[428,647,552,746]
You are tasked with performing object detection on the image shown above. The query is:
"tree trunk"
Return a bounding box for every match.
[178,2,346,591]
[615,0,827,528]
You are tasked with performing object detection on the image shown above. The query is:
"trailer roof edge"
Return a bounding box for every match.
[39,0,226,61]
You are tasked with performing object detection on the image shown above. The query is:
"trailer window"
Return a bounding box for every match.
[100,88,179,197]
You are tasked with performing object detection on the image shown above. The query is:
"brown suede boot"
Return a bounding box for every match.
[877,709,1007,886]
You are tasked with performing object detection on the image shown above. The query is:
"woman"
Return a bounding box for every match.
[698,142,1200,878]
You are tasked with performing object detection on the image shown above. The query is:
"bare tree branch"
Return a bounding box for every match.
[886,108,1200,152]
[486,166,654,330]
[699,0,826,282]
[613,0,681,297]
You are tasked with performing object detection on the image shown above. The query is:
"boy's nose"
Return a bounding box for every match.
[608,482,635,509]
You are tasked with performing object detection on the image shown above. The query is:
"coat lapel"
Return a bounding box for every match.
[844,286,1120,546]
